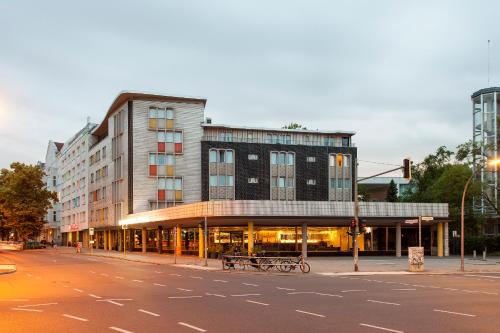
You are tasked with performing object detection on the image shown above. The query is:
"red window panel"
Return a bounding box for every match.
[158,189,166,201]
[158,142,166,152]
[174,143,182,154]
[93,191,97,202]
[149,165,157,176]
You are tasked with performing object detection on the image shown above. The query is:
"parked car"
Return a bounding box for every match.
[25,241,46,249]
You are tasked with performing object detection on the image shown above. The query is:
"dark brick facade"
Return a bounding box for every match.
[201,141,357,201]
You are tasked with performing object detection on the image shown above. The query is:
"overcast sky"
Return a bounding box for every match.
[0,1,497,176]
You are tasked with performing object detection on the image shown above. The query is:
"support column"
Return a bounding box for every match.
[108,230,113,251]
[444,222,449,257]
[198,226,204,258]
[175,225,182,256]
[157,226,163,254]
[104,230,108,250]
[118,230,123,252]
[142,227,147,253]
[430,225,434,255]
[248,222,254,254]
[301,223,308,258]
[385,227,389,251]
[437,222,444,257]
[396,222,401,257]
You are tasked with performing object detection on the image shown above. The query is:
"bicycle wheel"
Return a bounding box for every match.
[300,262,310,273]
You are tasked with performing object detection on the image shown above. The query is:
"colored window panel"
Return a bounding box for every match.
[148,109,156,118]
[166,155,174,165]
[226,150,234,163]
[175,190,183,201]
[158,190,166,201]
[149,165,157,176]
[166,178,174,190]
[209,150,217,162]
[149,153,156,165]
[166,119,174,129]
[148,118,157,129]
[174,143,182,153]
[166,166,174,176]
[158,142,165,152]
[175,178,182,190]
[166,109,174,119]
[157,119,166,129]
[157,154,165,165]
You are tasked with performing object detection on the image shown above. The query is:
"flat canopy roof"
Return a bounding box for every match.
[203,123,355,136]
[471,87,500,98]
[118,200,449,229]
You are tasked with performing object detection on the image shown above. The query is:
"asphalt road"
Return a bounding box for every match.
[1,250,500,333]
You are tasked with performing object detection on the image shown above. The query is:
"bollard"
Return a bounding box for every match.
[473,250,476,259]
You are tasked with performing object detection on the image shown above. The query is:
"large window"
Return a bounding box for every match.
[149,153,175,176]
[149,107,174,129]
[157,131,183,154]
[157,177,183,202]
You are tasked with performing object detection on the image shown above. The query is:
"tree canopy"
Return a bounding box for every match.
[0,163,58,241]
[282,122,307,130]
[385,180,399,202]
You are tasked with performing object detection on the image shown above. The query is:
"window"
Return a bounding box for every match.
[52,176,56,186]
[343,155,350,168]
[166,109,174,119]
[227,175,234,186]
[149,154,156,165]
[53,211,57,222]
[330,179,336,188]
[279,153,286,165]
[286,178,294,187]
[102,146,106,159]
[342,137,350,147]
[248,154,258,160]
[287,154,295,166]
[337,179,343,188]
[209,150,217,162]
[219,175,226,186]
[278,177,286,188]
[226,150,233,163]
[306,156,316,163]
[307,179,316,185]
[248,177,259,183]
[210,175,218,186]
[271,152,278,165]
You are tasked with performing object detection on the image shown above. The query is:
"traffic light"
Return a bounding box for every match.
[350,219,357,228]
[403,158,411,180]
[359,220,367,234]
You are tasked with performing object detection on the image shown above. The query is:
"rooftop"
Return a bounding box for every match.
[471,87,500,98]
[202,123,355,136]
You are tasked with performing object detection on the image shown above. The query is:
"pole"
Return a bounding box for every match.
[353,158,359,272]
[461,174,473,272]
[418,216,422,248]
[174,226,177,264]
[123,229,126,256]
[204,216,208,267]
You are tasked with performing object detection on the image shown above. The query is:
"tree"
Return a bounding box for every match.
[282,122,307,130]
[0,163,58,242]
[386,180,399,202]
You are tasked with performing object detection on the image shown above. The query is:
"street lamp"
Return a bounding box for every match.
[461,159,500,272]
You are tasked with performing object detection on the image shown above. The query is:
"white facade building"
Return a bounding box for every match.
[42,141,64,244]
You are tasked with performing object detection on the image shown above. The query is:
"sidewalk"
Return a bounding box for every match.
[54,247,500,275]
[0,252,16,274]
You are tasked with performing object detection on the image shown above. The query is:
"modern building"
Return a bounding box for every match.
[358,177,412,201]
[472,87,500,234]
[47,91,450,257]
[41,141,64,243]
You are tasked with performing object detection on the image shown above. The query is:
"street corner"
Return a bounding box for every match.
[0,263,17,274]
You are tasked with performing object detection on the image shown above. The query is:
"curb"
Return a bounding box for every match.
[0,264,16,275]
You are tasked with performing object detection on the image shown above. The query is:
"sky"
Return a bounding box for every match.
[0,0,497,176]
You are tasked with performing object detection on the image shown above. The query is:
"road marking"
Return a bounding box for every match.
[213,279,228,283]
[427,285,440,289]
[63,314,89,322]
[295,310,325,318]
[109,327,134,333]
[73,288,83,293]
[168,296,203,299]
[392,289,416,291]
[287,291,342,297]
[89,271,96,274]
[132,279,143,283]
[231,293,261,297]
[443,288,458,291]
[367,300,400,306]
[481,291,499,295]
[315,293,343,297]
[101,273,109,277]
[17,303,57,308]
[276,287,295,291]
[359,323,403,333]
[433,309,476,317]
[206,293,226,298]
[63,285,69,288]
[412,285,425,288]
[11,308,43,312]
[170,273,182,277]
[246,300,269,306]
[341,289,367,293]
[177,288,193,292]
[242,283,259,286]
[115,276,124,279]
[97,299,132,307]
[154,283,166,287]
[155,271,163,274]
[88,294,101,299]
[138,309,160,317]
[462,290,479,293]
[178,322,206,332]
[465,274,500,279]
[190,276,203,279]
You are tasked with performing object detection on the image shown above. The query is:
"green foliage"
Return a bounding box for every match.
[0,163,58,241]
[450,234,500,254]
[385,180,399,202]
[282,122,307,130]
[357,184,370,202]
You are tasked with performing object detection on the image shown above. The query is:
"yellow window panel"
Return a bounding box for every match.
[166,119,174,129]
[175,190,183,201]
[337,154,343,167]
[166,166,174,176]
[149,118,157,129]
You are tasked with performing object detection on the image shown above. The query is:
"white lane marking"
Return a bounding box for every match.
[213,279,228,283]
[367,300,400,306]
[89,271,96,274]
[465,274,500,279]
[109,327,134,333]
[231,293,261,297]
[481,291,499,295]
[427,286,440,289]
[433,309,476,317]
[63,285,69,288]
[97,299,132,307]
[462,290,479,293]
[246,300,269,306]
[384,281,398,284]
[242,283,259,287]
[155,271,163,274]
[88,294,101,299]
[295,309,325,318]
[73,288,83,293]
[315,293,343,297]
[206,293,226,298]
[359,323,404,333]
[17,303,57,308]
[412,285,425,288]
[276,287,295,291]
[132,279,143,283]
[170,273,182,277]
[341,289,367,293]
[392,289,416,291]
[443,288,458,291]
[100,273,109,277]
[178,322,206,332]
[177,288,193,292]
[190,276,203,279]
[154,283,166,287]
[63,314,89,322]
[11,308,42,312]
[287,291,342,297]
[168,296,203,299]
[115,276,124,279]
[138,309,160,317]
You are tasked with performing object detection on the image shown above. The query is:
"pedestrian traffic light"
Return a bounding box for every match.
[403,158,411,180]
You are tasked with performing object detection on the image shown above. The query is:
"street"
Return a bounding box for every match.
[1,250,500,333]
